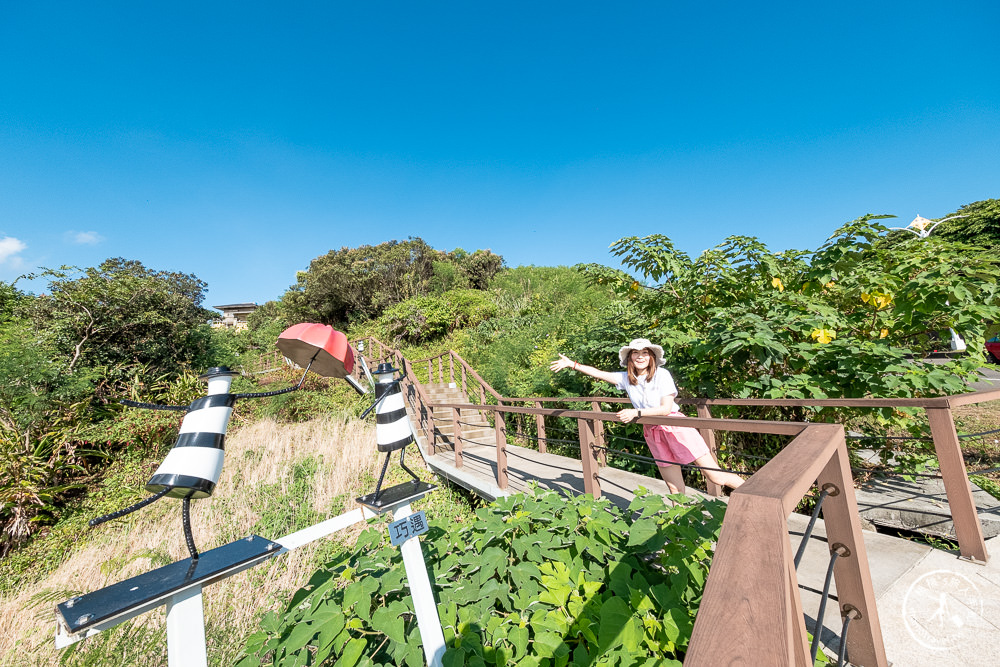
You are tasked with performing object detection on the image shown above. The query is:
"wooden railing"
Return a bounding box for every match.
[502,390,1000,564]
[428,402,886,665]
[352,338,996,562]
[688,422,887,666]
[411,349,504,407]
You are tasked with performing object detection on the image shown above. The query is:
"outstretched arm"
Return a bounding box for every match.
[549,353,620,385]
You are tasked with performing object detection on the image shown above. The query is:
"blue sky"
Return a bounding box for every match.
[2,1,998,311]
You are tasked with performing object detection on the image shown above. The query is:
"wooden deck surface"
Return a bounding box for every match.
[422,436,682,508]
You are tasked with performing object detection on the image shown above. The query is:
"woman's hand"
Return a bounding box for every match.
[549,353,575,372]
[617,408,641,423]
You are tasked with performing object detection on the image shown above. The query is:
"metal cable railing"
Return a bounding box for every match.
[794,486,834,569]
[591,444,755,477]
[811,545,849,664]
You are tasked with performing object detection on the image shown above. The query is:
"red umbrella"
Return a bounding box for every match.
[276,323,355,378]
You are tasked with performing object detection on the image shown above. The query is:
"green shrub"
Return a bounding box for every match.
[237,488,725,666]
[379,289,497,345]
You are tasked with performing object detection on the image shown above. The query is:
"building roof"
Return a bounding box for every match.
[213,303,258,311]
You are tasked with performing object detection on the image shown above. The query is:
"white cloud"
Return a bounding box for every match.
[0,237,27,266]
[68,231,104,245]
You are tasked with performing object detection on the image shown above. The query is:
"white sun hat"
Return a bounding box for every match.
[618,338,665,368]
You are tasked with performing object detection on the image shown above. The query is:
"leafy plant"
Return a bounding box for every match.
[237,488,725,666]
[570,215,1000,462]
[379,289,498,344]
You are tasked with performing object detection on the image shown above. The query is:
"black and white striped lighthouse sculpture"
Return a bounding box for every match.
[89,364,307,560]
[146,367,238,499]
[374,362,414,455]
[358,363,434,508]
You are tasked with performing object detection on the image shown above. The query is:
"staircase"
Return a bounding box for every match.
[421,383,497,453]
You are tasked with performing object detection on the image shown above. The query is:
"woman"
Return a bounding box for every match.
[549,338,743,494]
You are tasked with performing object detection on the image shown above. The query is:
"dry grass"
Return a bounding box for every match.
[0,416,385,666]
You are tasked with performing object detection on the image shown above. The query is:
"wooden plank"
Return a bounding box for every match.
[816,435,889,667]
[946,387,1000,407]
[591,401,606,466]
[926,407,989,562]
[696,403,723,497]
[577,418,600,497]
[688,495,807,666]
[495,412,508,489]
[534,402,547,454]
[740,424,842,514]
[452,407,464,469]
[431,403,809,436]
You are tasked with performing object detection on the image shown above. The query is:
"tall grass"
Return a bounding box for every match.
[0,415,385,666]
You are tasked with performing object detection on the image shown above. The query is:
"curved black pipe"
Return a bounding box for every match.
[89,488,171,527]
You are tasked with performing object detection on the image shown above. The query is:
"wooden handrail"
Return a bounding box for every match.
[688,423,887,666]
[358,337,991,561]
[431,403,810,435]
[508,386,1000,409]
[413,349,505,404]
[504,388,995,562]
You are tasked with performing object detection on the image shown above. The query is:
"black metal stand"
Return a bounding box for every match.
[182,497,199,561]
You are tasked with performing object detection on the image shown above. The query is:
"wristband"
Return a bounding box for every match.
[637,410,642,418]
[573,362,579,370]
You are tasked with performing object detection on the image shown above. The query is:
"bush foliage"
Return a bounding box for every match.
[238,489,724,667]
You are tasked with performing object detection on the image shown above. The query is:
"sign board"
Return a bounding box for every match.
[388,511,429,546]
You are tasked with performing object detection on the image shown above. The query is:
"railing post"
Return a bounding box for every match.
[494,409,508,489]
[451,407,464,468]
[926,406,989,562]
[815,432,889,667]
[427,360,432,383]
[535,401,547,454]
[479,385,486,406]
[577,418,601,498]
[448,354,455,385]
[438,356,444,383]
[591,401,606,466]
[696,403,723,497]
[461,366,468,397]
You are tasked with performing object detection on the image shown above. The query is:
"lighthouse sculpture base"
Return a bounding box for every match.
[55,535,281,638]
[357,480,437,513]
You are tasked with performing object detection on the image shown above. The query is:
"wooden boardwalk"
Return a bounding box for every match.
[422,435,680,508]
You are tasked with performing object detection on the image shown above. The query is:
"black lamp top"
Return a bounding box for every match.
[374,362,400,377]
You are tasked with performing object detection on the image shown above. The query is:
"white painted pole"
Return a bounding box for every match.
[275,508,369,551]
[393,503,446,667]
[165,585,208,667]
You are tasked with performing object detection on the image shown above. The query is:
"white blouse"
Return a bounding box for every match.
[614,368,678,410]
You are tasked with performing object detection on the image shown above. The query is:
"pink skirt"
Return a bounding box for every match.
[642,412,710,467]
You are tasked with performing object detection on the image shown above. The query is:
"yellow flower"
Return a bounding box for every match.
[879,328,889,339]
[824,281,835,289]
[861,291,893,310]
[810,328,836,344]
[771,277,784,292]
[631,280,640,291]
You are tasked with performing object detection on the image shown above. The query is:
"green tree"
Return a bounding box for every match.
[283,238,442,326]
[23,258,214,392]
[577,215,1000,402]
[461,249,505,289]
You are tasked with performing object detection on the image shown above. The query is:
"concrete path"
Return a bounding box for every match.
[414,428,1000,665]
[791,513,1000,666]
